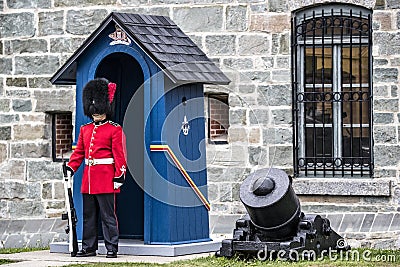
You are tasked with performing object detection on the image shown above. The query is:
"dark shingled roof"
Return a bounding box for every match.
[51,12,230,85]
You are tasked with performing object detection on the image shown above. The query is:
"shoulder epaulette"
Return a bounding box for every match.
[108,121,121,127]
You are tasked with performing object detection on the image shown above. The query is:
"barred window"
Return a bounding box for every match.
[292,4,373,177]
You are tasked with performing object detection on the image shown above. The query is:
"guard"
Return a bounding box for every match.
[66,78,126,258]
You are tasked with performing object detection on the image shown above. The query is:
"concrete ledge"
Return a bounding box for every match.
[292,178,392,196]
[50,239,222,257]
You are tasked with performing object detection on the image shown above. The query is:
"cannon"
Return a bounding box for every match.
[216,168,349,260]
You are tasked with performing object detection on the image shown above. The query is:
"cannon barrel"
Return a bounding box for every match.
[239,168,301,240]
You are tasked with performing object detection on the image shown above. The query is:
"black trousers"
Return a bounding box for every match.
[82,193,119,253]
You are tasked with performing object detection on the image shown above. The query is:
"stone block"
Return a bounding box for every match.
[371,213,394,232]
[269,145,292,167]
[0,181,27,199]
[59,0,117,6]
[374,58,389,66]
[0,220,10,235]
[391,85,398,97]
[0,57,12,74]
[271,69,291,82]
[5,39,47,55]
[276,56,290,68]
[51,218,67,233]
[209,214,240,234]
[0,126,11,140]
[229,108,246,125]
[326,214,343,231]
[373,11,393,31]
[4,234,27,248]
[219,183,232,202]
[0,201,7,219]
[260,56,274,69]
[205,35,236,56]
[231,183,241,202]
[39,11,64,36]
[66,9,108,35]
[8,200,44,217]
[387,0,400,8]
[269,0,287,12]
[207,145,247,167]
[258,84,291,106]
[374,32,400,56]
[374,98,399,112]
[271,108,292,125]
[13,124,48,140]
[238,35,270,55]
[173,6,223,32]
[249,14,290,33]
[389,213,400,231]
[374,113,394,124]
[41,219,56,232]
[28,77,53,89]
[248,146,268,166]
[6,78,27,87]
[374,68,398,83]
[374,125,397,144]
[27,160,63,181]
[15,55,59,75]
[6,219,26,234]
[27,182,41,200]
[0,114,19,124]
[12,99,32,112]
[373,85,388,97]
[248,128,261,144]
[122,0,149,4]
[249,108,268,125]
[263,127,292,145]
[0,12,35,38]
[339,213,364,232]
[228,127,247,143]
[208,183,218,202]
[42,182,52,199]
[294,179,392,196]
[34,90,75,112]
[375,145,400,167]
[50,37,85,53]
[236,83,255,94]
[0,143,7,165]
[0,99,9,112]
[8,0,50,8]
[6,90,30,98]
[29,233,55,247]
[10,142,50,158]
[0,160,25,180]
[240,70,270,84]
[226,5,247,31]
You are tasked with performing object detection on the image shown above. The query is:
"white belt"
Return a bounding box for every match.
[85,158,114,166]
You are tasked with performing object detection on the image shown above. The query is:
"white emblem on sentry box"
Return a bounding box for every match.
[181,115,190,136]
[109,25,131,46]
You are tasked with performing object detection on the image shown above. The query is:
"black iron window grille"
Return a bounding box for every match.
[292,4,373,177]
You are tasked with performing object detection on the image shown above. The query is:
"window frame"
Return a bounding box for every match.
[205,93,229,145]
[292,4,373,177]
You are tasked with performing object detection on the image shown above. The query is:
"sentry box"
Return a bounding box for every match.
[51,13,230,248]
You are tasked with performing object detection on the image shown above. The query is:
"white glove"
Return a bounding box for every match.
[114,182,123,190]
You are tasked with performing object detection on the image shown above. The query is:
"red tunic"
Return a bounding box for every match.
[67,121,127,194]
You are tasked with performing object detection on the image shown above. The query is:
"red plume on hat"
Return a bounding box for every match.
[108,82,117,103]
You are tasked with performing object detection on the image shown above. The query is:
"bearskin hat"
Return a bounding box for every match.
[82,78,116,120]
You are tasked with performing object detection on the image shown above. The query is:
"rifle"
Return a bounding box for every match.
[61,153,79,257]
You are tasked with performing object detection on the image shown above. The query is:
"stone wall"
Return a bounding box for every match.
[0,0,399,248]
